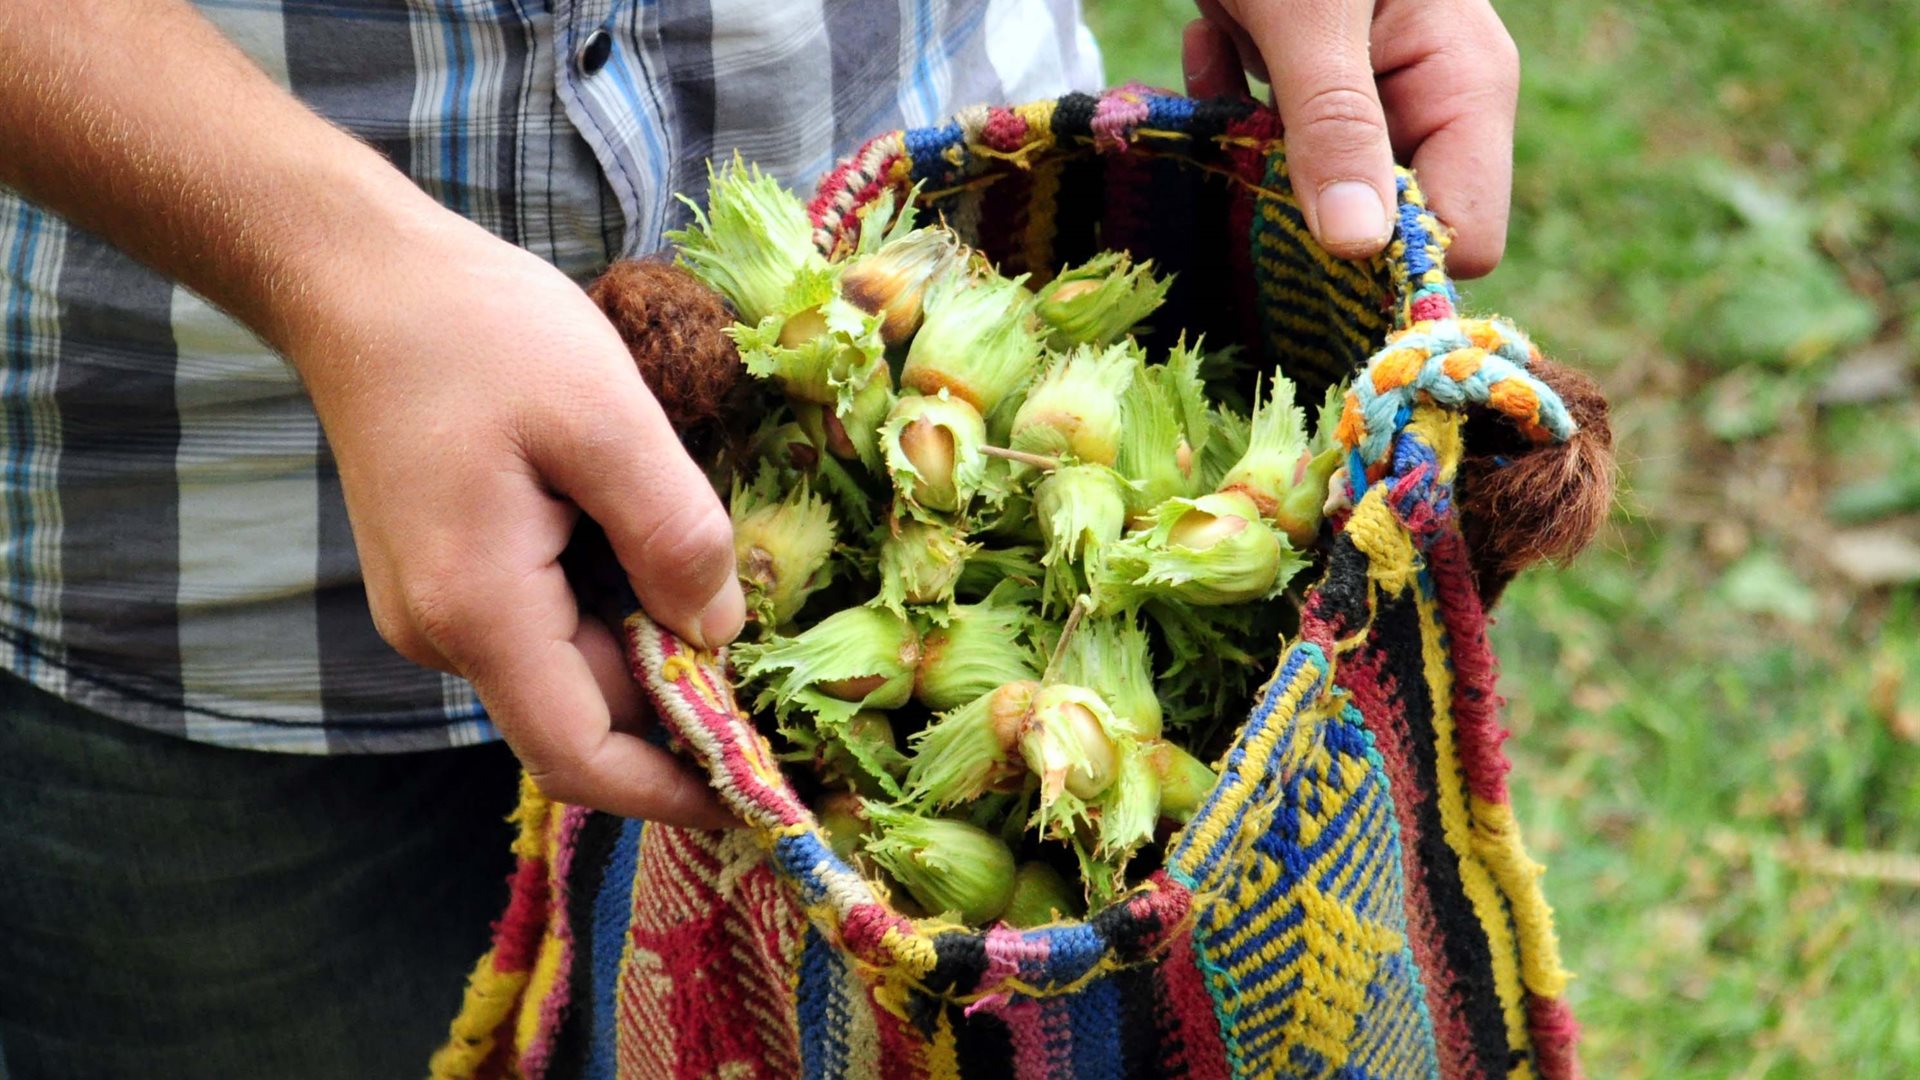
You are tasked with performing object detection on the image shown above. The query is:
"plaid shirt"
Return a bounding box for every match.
[0,0,1102,753]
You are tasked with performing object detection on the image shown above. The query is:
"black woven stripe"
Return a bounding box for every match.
[1371,589,1512,1077]
[1307,535,1373,637]
[953,1006,1016,1077]
[1090,897,1163,963]
[1114,964,1166,1078]
[544,810,623,1079]
[905,986,945,1039]
[1052,154,1105,271]
[926,930,990,997]
[1186,96,1257,141]
[1052,91,1100,140]
[1136,153,1200,360]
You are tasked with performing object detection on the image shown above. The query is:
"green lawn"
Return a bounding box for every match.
[1084,2,1920,1075]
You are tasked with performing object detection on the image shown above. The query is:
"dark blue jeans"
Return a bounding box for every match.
[0,674,519,1079]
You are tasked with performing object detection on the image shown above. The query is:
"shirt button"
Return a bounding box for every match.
[576,28,613,76]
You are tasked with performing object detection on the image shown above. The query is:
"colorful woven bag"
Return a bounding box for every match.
[432,87,1593,1080]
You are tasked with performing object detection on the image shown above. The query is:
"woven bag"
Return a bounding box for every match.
[433,87,1589,1080]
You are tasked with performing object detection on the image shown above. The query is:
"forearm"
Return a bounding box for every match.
[0,0,453,350]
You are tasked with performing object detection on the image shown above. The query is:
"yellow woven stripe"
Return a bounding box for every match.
[927,1010,964,1080]
[1211,743,1375,963]
[1228,276,1367,368]
[1325,761,1392,905]
[1254,197,1390,332]
[515,928,572,1060]
[1014,99,1058,146]
[1414,582,1531,1055]
[1249,266,1380,371]
[877,922,942,977]
[429,774,552,1078]
[510,771,552,860]
[1219,874,1404,988]
[1470,797,1574,998]
[1252,173,1384,304]
[1343,493,1420,596]
[507,801,580,1058]
[428,954,532,1080]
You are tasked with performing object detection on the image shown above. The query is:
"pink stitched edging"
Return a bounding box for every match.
[627,620,808,830]
[516,803,591,1080]
[1091,86,1152,148]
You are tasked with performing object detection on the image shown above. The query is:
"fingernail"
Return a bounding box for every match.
[693,583,746,650]
[1315,180,1392,254]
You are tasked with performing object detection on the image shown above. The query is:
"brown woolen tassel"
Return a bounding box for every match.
[585,259,742,451]
[1456,356,1616,606]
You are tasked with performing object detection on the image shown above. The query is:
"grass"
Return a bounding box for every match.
[1084,2,1920,1075]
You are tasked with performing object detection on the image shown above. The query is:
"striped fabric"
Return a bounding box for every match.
[0,0,1103,752]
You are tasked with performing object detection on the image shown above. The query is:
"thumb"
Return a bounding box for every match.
[543,377,745,651]
[1247,0,1397,261]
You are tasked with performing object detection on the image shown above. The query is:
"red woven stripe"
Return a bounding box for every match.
[1329,645,1481,1078]
[1221,111,1278,367]
[980,107,1027,152]
[518,806,591,1078]
[1527,995,1585,1080]
[1424,526,1513,804]
[975,156,1032,273]
[869,983,931,1080]
[1155,926,1231,1078]
[492,856,550,972]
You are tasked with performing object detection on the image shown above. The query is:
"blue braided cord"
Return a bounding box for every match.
[1347,446,1372,504]
[774,831,839,906]
[1392,175,1456,308]
[1382,428,1456,528]
[1350,319,1576,467]
[1144,92,1195,129]
[904,120,965,183]
[1389,428,1439,481]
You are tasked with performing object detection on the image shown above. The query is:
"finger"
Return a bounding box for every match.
[1243,0,1397,261]
[1374,1,1519,277]
[449,556,737,828]
[1194,0,1270,83]
[1183,18,1251,99]
[537,374,746,652]
[574,612,649,734]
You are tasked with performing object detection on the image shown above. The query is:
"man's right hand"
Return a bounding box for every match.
[282,178,745,828]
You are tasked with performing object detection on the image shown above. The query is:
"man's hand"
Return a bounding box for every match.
[285,206,745,826]
[1183,1,1520,278]
[0,0,742,825]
